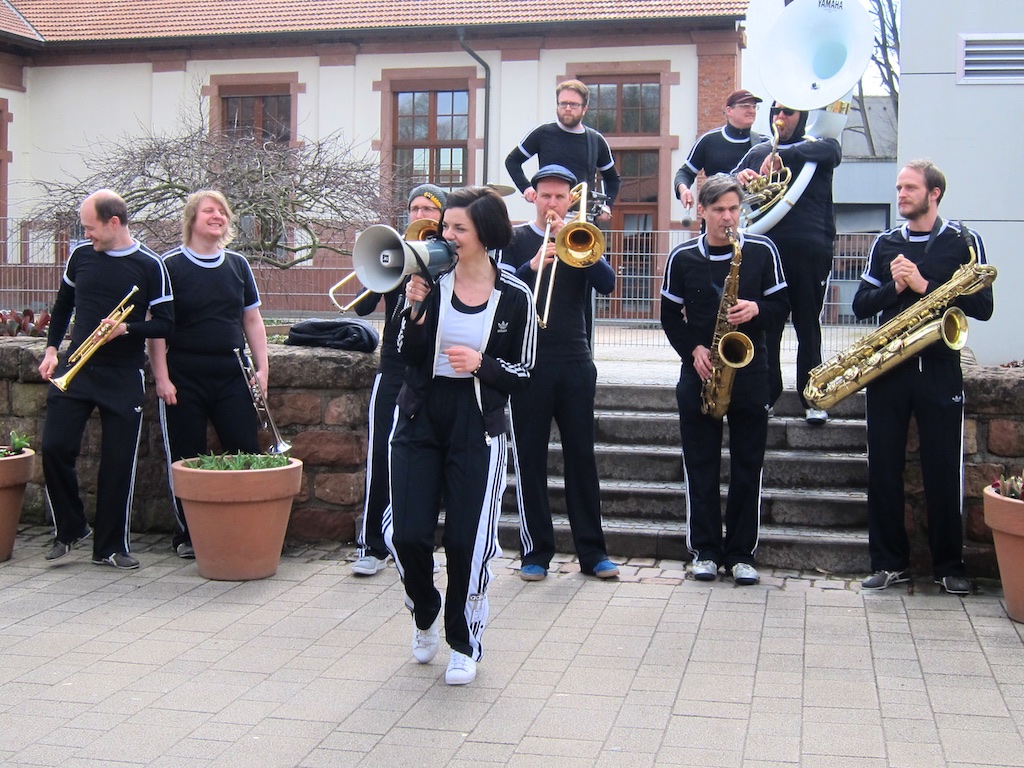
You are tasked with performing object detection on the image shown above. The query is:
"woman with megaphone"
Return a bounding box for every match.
[384,186,536,686]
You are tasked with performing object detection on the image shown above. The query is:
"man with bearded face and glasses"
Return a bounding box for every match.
[504,79,620,215]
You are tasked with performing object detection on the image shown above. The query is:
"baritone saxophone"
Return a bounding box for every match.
[803,225,996,410]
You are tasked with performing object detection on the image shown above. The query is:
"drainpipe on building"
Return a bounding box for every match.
[457,29,491,185]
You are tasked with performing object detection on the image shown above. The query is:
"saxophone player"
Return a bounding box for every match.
[853,160,994,595]
[660,175,789,585]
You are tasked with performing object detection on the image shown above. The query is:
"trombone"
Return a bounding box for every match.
[328,218,440,313]
[51,285,139,392]
[234,348,291,455]
[534,182,606,328]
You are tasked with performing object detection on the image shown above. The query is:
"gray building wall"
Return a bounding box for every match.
[901,0,1023,365]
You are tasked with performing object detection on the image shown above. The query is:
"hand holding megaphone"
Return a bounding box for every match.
[405,274,432,325]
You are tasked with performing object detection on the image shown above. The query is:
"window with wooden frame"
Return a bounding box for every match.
[205,73,304,146]
[584,77,661,136]
[393,89,469,191]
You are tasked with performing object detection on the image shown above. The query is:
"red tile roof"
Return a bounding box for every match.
[4,1,747,43]
[0,1,41,42]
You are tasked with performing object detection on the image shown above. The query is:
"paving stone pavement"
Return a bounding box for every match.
[2,526,1023,768]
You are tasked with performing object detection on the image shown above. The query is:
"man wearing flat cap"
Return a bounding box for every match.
[499,164,620,581]
[674,89,766,215]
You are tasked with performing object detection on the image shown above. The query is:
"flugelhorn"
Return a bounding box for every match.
[534,182,606,328]
[234,347,291,455]
[51,285,139,392]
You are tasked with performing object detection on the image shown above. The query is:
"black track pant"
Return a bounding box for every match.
[865,357,966,579]
[42,363,145,558]
[357,371,403,559]
[385,377,506,661]
[677,368,768,569]
[160,350,259,547]
[766,238,833,408]
[510,358,608,572]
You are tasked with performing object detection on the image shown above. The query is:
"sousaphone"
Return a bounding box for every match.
[741,0,874,234]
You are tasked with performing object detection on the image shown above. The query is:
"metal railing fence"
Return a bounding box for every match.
[0,221,876,356]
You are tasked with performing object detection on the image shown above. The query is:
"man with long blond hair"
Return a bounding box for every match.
[148,190,269,559]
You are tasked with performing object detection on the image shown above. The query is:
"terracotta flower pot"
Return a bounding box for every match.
[170,457,303,581]
[0,449,35,562]
[983,485,1024,623]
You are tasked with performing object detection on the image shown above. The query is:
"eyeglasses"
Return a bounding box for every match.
[776,108,796,116]
[557,101,585,110]
[730,102,759,110]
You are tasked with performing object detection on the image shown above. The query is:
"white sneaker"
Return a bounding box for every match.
[691,559,719,581]
[351,554,388,576]
[412,607,441,664]
[445,651,477,685]
[805,408,828,425]
[732,562,760,585]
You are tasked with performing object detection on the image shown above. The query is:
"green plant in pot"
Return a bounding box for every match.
[983,469,1024,623]
[0,430,36,562]
[171,451,303,581]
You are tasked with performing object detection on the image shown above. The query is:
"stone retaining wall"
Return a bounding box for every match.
[0,337,376,545]
[900,354,1024,578]
[3,337,1022,576]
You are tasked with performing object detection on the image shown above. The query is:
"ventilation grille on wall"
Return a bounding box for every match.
[958,35,1024,83]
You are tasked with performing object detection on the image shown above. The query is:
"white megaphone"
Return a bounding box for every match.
[329,224,455,313]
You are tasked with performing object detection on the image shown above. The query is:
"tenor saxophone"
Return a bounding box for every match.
[803,228,996,410]
[701,228,755,419]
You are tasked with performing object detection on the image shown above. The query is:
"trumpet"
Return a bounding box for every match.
[234,348,291,455]
[328,218,440,313]
[51,285,139,392]
[534,182,606,328]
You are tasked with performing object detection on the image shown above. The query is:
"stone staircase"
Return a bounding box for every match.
[499,383,872,573]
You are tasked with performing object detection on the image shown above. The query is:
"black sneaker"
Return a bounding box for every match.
[935,575,970,595]
[176,542,195,559]
[92,553,140,570]
[45,528,93,561]
[861,569,910,591]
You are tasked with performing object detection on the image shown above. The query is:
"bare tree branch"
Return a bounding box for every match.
[32,103,400,267]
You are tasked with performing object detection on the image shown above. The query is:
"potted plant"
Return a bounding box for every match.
[0,431,35,562]
[170,452,303,581]
[983,471,1024,623]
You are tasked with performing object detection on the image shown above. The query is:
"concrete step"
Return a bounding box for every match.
[543,442,868,488]
[593,384,867,420]
[503,477,868,528]
[576,410,866,451]
[494,513,870,574]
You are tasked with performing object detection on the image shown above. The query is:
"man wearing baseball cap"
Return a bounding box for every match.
[350,183,446,576]
[673,89,766,215]
[499,164,620,581]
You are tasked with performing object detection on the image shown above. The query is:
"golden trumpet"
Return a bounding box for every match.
[51,285,139,392]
